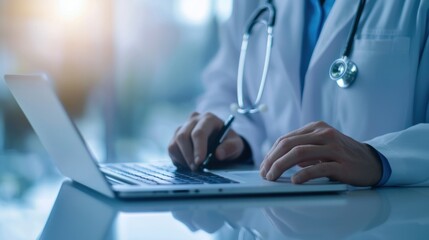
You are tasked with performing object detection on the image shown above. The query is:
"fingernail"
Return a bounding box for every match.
[267,172,274,181]
[194,156,200,165]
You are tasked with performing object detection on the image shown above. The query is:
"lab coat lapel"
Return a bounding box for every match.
[307,0,361,72]
[301,0,361,125]
[274,0,306,102]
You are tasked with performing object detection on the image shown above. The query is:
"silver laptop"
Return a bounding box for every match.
[4,74,347,199]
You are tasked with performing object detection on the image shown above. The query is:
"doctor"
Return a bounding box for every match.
[168,0,429,187]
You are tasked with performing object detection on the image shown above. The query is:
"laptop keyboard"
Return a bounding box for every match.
[100,163,238,185]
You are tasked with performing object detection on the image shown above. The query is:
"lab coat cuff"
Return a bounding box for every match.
[366,144,392,187]
[364,141,411,186]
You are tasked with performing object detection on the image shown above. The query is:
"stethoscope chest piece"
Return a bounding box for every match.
[329,56,358,88]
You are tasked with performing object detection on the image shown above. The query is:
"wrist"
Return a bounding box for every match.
[237,136,253,164]
[365,144,383,186]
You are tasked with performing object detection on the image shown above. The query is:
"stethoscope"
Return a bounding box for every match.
[231,0,366,115]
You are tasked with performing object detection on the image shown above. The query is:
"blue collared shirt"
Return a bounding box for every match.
[302,0,391,186]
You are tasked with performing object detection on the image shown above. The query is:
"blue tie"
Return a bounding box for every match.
[300,0,335,92]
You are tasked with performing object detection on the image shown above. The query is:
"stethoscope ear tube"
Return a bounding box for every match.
[244,3,276,35]
[235,1,275,115]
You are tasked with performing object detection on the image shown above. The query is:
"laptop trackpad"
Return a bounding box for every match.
[228,171,333,185]
[225,171,290,183]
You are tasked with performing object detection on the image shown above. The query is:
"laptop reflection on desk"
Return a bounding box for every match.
[41,180,352,240]
[4,74,347,199]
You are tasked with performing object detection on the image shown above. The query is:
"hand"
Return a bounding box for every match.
[168,112,245,171]
[260,121,382,186]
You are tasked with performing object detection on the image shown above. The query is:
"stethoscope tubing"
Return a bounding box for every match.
[342,0,366,57]
[234,0,366,114]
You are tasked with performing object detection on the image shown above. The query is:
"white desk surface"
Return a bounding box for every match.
[24,179,427,240]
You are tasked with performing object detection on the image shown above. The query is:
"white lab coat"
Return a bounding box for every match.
[196,0,429,186]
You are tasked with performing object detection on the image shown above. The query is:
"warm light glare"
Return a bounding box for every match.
[58,0,86,22]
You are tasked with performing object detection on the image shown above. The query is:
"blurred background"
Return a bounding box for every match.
[0,0,232,203]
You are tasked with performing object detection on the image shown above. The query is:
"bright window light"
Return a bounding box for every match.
[57,0,86,22]
[215,0,232,22]
[177,0,211,25]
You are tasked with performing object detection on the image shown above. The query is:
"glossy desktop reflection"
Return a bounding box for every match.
[39,181,429,240]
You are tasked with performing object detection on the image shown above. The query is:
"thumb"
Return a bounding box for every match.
[215,135,244,161]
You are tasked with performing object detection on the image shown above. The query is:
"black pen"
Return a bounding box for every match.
[201,115,235,168]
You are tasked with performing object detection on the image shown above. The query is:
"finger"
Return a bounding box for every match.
[191,114,223,166]
[264,121,330,161]
[168,142,188,168]
[264,145,334,181]
[292,162,341,184]
[175,119,199,170]
[215,132,244,161]
[264,131,313,162]
[264,122,325,160]
[261,134,324,178]
[190,111,200,118]
[168,127,187,167]
[297,160,323,168]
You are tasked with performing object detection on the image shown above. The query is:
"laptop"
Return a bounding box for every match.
[4,74,347,199]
